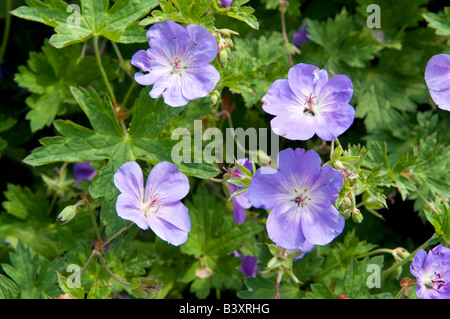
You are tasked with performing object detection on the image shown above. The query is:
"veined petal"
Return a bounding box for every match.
[266,202,307,250]
[317,74,353,107]
[147,201,190,246]
[425,54,450,92]
[262,79,302,116]
[313,103,355,141]
[248,168,292,210]
[161,74,190,107]
[232,197,247,224]
[288,63,328,101]
[184,23,218,65]
[131,49,152,72]
[181,65,220,100]
[134,65,170,86]
[145,161,190,204]
[270,112,316,141]
[147,20,189,59]
[113,162,144,203]
[116,193,148,230]
[300,204,344,245]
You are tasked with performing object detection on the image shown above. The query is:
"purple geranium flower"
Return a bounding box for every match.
[262,63,355,141]
[248,148,344,250]
[425,54,450,111]
[234,251,258,277]
[73,162,97,184]
[114,161,191,246]
[220,0,233,7]
[410,244,450,299]
[292,20,309,48]
[226,158,253,224]
[131,20,220,107]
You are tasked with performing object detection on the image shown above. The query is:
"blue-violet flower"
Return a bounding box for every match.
[410,244,450,299]
[131,20,220,107]
[114,161,191,246]
[424,54,450,111]
[248,148,344,250]
[262,63,355,141]
[73,162,97,184]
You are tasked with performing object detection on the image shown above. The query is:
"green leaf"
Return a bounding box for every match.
[56,272,85,299]
[86,280,113,299]
[332,230,378,270]
[23,86,218,236]
[181,184,263,258]
[14,41,102,131]
[304,283,335,299]
[303,8,382,70]
[423,7,450,36]
[1,241,64,299]
[11,0,159,48]
[2,184,49,220]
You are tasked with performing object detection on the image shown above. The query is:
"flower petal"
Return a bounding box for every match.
[113,162,144,203]
[313,103,355,141]
[184,23,218,65]
[116,193,148,230]
[300,204,344,245]
[145,161,190,204]
[317,74,353,107]
[248,168,292,210]
[232,197,247,224]
[131,49,152,72]
[270,112,317,141]
[266,202,307,250]
[147,20,189,58]
[147,201,190,246]
[262,79,302,116]
[181,65,220,100]
[288,63,328,102]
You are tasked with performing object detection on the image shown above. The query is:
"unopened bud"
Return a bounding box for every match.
[57,205,78,224]
[393,247,410,261]
[219,49,228,67]
[331,145,343,162]
[341,208,352,219]
[351,208,363,223]
[210,90,221,104]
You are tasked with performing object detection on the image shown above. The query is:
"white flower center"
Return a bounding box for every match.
[142,194,161,218]
[303,93,318,116]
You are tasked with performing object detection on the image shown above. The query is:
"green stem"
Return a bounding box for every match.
[279,7,292,66]
[121,81,136,111]
[111,41,133,80]
[382,233,437,278]
[93,36,117,107]
[0,0,12,66]
[80,250,97,277]
[96,251,130,286]
[100,221,134,249]
[88,205,102,241]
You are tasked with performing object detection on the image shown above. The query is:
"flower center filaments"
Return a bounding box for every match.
[142,194,160,217]
[303,93,317,116]
[423,272,446,291]
[293,191,310,208]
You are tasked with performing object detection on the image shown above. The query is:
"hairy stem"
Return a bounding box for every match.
[0,0,12,66]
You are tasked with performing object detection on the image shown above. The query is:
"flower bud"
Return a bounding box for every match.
[57,205,78,224]
[351,208,363,223]
[219,49,228,67]
[331,145,343,163]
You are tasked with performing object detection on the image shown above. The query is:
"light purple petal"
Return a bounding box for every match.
[308,165,344,205]
[266,202,307,250]
[270,112,317,141]
[232,197,247,224]
[277,148,322,188]
[300,204,345,245]
[288,63,328,103]
[73,162,97,184]
[248,169,292,210]
[181,65,220,100]
[147,20,189,58]
[116,193,148,230]
[147,201,190,246]
[317,74,353,107]
[160,75,191,107]
[145,161,190,204]
[134,65,170,86]
[262,79,302,116]
[313,103,355,141]
[114,162,144,203]
[131,49,152,72]
[425,54,450,111]
[184,24,218,65]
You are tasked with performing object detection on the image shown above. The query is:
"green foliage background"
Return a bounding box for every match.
[0,0,449,299]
